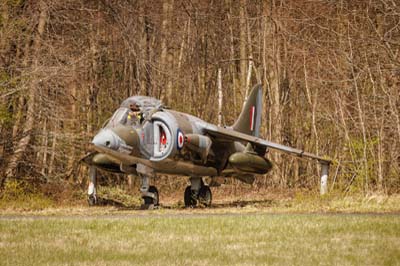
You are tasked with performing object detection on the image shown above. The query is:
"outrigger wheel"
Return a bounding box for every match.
[87,194,97,206]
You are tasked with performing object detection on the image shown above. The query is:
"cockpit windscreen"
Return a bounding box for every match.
[106,108,129,128]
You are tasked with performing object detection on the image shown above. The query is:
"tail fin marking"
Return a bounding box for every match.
[232,84,263,137]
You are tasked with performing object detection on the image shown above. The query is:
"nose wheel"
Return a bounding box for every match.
[142,185,159,209]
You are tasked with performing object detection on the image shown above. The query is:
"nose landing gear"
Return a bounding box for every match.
[141,185,159,209]
[140,174,159,209]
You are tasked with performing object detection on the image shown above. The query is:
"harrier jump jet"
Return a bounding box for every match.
[83,84,331,208]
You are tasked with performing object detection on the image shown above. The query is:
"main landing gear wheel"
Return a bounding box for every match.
[184,186,197,207]
[198,186,212,207]
[184,185,212,208]
[142,186,159,209]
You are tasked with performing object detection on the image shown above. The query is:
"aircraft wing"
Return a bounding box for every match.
[204,125,331,165]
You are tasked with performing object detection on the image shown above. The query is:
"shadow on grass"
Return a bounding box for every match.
[95,198,278,211]
[95,197,163,211]
[210,199,276,208]
[95,197,127,208]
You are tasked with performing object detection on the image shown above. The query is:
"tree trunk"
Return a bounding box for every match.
[3,1,47,186]
[66,64,77,176]
[239,0,247,93]
[48,129,57,176]
[227,8,237,113]
[160,0,174,102]
[263,1,283,184]
[217,68,223,126]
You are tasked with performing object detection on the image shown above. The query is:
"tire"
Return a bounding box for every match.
[88,195,97,206]
[143,186,159,206]
[198,186,212,207]
[184,186,197,207]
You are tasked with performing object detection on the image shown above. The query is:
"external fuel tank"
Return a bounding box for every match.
[228,152,272,174]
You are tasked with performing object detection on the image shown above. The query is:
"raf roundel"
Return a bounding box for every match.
[177,129,184,150]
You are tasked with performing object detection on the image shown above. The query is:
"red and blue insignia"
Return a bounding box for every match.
[177,129,184,150]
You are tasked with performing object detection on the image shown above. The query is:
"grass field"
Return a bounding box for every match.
[1,212,399,266]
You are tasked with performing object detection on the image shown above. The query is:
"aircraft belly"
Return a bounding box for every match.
[90,153,123,173]
[151,160,217,176]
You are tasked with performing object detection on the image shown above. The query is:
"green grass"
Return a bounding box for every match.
[0,214,399,266]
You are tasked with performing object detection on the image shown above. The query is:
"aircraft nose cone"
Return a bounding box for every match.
[92,129,121,150]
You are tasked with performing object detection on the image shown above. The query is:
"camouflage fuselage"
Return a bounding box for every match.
[89,95,272,181]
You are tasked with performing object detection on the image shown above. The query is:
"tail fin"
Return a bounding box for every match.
[232,84,263,137]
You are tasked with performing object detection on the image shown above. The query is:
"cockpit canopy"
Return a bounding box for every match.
[106,107,129,128]
[105,96,164,128]
[121,96,163,112]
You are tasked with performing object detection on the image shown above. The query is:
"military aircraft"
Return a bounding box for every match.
[83,84,331,208]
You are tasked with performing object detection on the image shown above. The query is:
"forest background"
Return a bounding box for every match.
[0,0,399,204]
